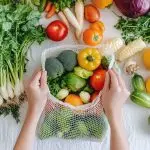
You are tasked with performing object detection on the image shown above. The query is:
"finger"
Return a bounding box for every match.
[103,72,110,91]
[40,71,47,89]
[108,70,120,89]
[31,71,42,85]
[112,69,127,90]
[31,67,41,82]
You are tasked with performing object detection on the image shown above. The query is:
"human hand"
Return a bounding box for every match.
[102,70,130,120]
[25,70,48,115]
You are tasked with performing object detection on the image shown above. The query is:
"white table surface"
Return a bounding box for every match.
[0,3,150,150]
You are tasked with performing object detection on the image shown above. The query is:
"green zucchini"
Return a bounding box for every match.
[130,91,150,108]
[132,74,146,91]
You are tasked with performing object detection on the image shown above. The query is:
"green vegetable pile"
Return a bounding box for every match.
[0,0,47,11]
[115,13,150,44]
[46,50,93,100]
[39,108,108,140]
[0,3,45,122]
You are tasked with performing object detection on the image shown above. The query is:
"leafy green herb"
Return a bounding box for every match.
[0,4,45,121]
[51,0,75,12]
[115,13,150,44]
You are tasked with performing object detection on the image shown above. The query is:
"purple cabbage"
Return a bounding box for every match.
[114,0,150,18]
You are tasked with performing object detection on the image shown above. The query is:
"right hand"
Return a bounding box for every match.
[101,70,130,119]
[25,70,48,115]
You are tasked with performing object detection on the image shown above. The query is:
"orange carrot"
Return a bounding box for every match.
[44,2,52,12]
[46,5,56,18]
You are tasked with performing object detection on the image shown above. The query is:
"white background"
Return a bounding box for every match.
[0,2,150,150]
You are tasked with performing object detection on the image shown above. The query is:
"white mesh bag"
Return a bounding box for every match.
[38,45,108,141]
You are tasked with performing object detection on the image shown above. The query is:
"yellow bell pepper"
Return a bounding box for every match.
[77,48,101,71]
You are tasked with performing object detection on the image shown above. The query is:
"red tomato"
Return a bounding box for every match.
[90,92,99,102]
[46,20,68,41]
[90,69,106,91]
[84,4,100,23]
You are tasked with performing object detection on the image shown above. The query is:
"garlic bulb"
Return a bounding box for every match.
[124,60,139,75]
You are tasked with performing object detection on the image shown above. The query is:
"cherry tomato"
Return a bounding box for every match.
[90,92,99,102]
[90,69,106,91]
[83,28,103,46]
[46,20,68,41]
[84,4,100,23]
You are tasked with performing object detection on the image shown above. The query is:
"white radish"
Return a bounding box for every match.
[63,8,80,30]
[0,84,9,100]
[58,11,70,28]
[6,82,14,99]
[0,95,3,105]
[14,78,21,98]
[75,0,84,40]
[20,80,24,94]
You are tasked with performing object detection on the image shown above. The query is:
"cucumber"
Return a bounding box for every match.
[130,91,150,108]
[132,74,146,91]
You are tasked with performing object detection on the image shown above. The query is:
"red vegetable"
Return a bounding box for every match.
[90,92,99,102]
[114,0,150,18]
[84,4,100,23]
[90,69,106,91]
[46,20,68,41]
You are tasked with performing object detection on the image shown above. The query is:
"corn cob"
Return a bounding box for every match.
[117,38,146,62]
[101,37,124,55]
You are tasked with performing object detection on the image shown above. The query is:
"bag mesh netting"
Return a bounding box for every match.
[38,45,108,141]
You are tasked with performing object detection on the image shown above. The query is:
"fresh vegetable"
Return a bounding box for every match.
[90,21,105,32]
[114,0,150,18]
[39,0,47,12]
[44,2,52,12]
[124,60,139,75]
[63,73,86,92]
[90,92,99,102]
[143,48,150,70]
[74,67,93,79]
[75,0,84,40]
[92,0,113,9]
[46,4,56,19]
[130,91,150,108]
[63,8,80,30]
[117,38,146,62]
[57,50,77,72]
[48,76,63,97]
[57,11,70,28]
[100,38,124,55]
[132,74,146,91]
[148,116,150,125]
[45,58,64,79]
[51,0,80,30]
[78,48,102,71]
[83,84,94,94]
[83,28,103,46]
[146,78,150,93]
[90,69,106,91]
[0,4,45,121]
[115,14,150,44]
[39,108,108,140]
[84,4,100,23]
[79,91,90,104]
[65,94,83,106]
[101,55,115,70]
[46,20,68,41]
[56,89,69,100]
